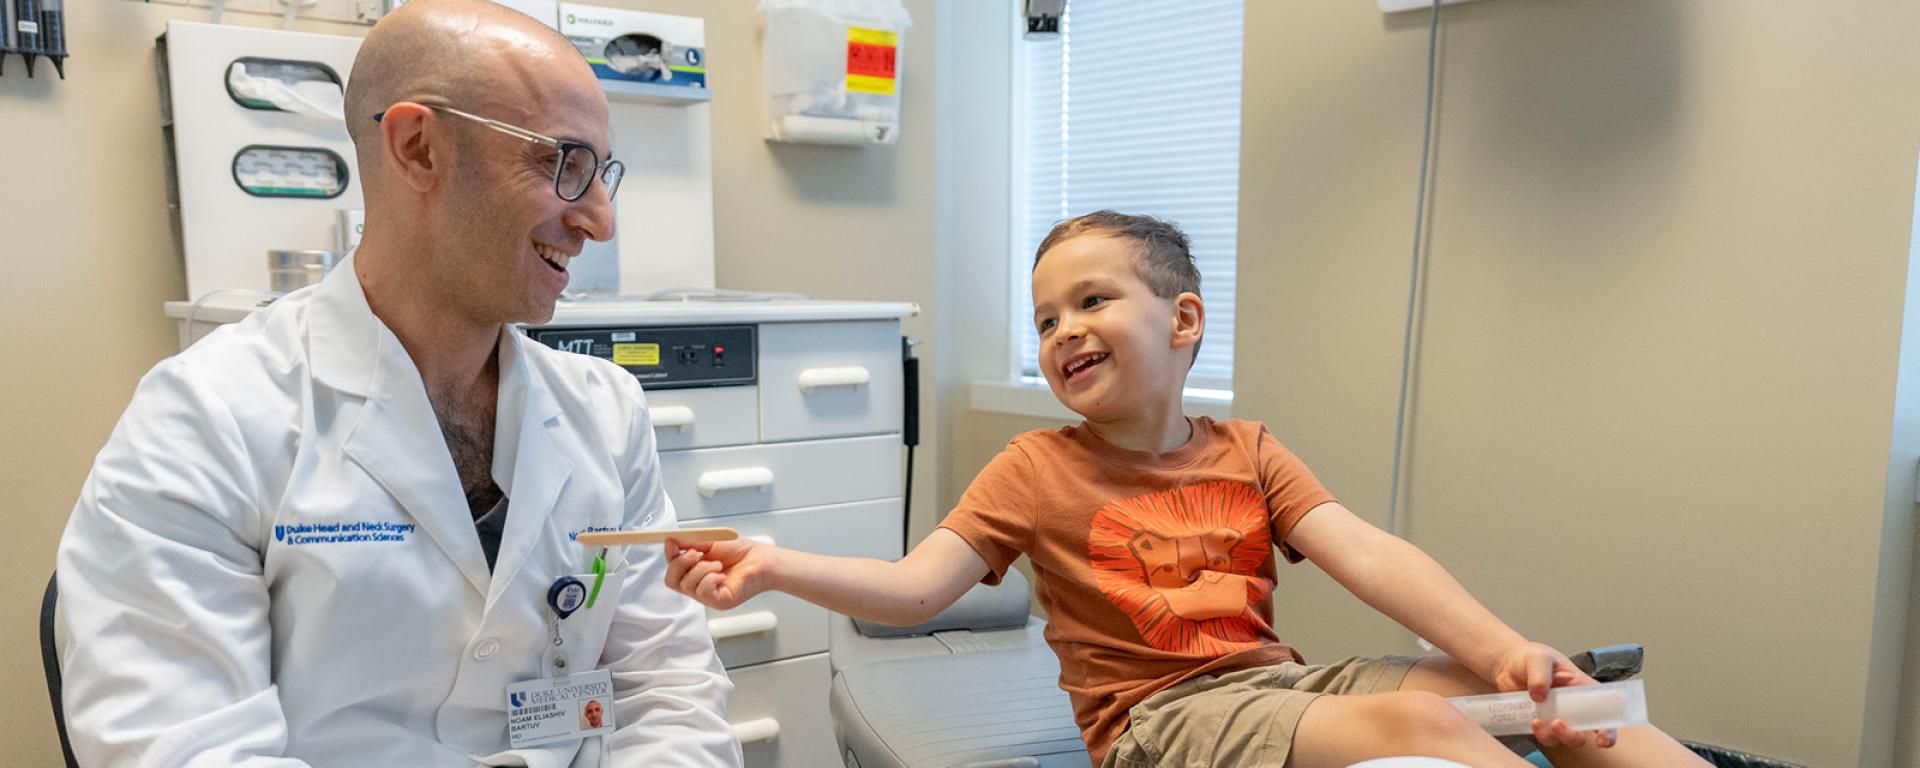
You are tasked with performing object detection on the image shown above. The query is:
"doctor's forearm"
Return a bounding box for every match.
[768,548,944,626]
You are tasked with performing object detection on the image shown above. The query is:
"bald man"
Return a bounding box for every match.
[55,2,739,765]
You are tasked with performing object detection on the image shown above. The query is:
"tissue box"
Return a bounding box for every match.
[559,4,709,104]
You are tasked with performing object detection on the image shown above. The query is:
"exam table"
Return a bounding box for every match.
[824,569,1804,768]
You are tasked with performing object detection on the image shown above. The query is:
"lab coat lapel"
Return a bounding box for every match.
[487,329,573,606]
[313,256,493,597]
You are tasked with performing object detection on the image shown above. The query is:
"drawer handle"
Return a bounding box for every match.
[708,611,778,640]
[797,366,871,392]
[729,717,781,745]
[697,467,774,497]
[649,405,696,432]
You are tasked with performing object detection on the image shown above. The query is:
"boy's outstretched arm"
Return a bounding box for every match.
[663,528,993,627]
[1287,502,1586,702]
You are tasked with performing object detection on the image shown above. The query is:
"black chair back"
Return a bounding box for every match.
[41,573,79,768]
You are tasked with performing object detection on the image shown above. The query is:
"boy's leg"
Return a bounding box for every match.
[1288,690,1538,768]
[1398,656,1711,768]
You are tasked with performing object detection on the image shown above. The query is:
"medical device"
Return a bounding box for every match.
[761,0,910,145]
[1447,679,1650,738]
[1,0,66,78]
[159,16,715,301]
[158,22,362,299]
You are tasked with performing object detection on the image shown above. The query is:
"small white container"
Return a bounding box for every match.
[268,250,342,293]
[1448,679,1649,738]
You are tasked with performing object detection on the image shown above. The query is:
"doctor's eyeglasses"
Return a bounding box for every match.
[373,104,624,203]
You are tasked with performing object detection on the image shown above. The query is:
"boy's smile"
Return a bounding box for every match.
[1060,350,1110,386]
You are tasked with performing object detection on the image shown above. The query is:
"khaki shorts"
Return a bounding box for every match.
[1103,655,1420,768]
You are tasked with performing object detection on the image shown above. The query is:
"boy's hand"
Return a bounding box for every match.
[664,539,774,610]
[1490,642,1620,751]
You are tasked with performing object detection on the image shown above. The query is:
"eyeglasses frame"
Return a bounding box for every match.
[373,103,624,203]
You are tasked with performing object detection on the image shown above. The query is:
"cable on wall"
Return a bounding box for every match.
[1385,0,1442,538]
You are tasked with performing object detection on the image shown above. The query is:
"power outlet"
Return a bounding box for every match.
[1379,0,1486,12]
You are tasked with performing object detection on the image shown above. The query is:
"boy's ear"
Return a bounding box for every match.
[1170,292,1205,351]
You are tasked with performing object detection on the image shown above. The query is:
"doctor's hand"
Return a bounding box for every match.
[1490,641,1619,751]
[665,539,775,611]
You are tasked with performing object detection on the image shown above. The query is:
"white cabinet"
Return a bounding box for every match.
[725,654,838,768]
[646,386,760,451]
[658,436,901,521]
[758,321,904,442]
[644,315,908,768]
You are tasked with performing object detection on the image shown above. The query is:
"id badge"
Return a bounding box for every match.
[505,669,616,748]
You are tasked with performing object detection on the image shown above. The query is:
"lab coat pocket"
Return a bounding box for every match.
[562,559,630,667]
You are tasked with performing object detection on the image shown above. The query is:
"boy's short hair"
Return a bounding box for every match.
[1034,210,1203,362]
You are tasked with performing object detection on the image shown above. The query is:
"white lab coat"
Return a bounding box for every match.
[57,256,741,768]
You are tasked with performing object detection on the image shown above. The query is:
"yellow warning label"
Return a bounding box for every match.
[848,27,897,47]
[613,343,660,366]
[847,74,896,95]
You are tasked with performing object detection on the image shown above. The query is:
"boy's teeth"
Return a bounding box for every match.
[1066,353,1106,376]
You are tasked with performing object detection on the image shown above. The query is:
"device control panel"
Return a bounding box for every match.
[526,324,756,390]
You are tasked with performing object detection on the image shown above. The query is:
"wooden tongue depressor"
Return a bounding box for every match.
[577,527,740,547]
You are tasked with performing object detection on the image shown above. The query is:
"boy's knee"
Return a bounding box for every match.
[1369,691,1482,745]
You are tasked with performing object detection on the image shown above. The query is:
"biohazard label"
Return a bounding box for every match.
[847,27,898,95]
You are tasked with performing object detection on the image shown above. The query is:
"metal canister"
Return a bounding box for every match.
[268,250,342,293]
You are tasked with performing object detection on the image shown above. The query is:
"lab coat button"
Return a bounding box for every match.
[474,639,500,660]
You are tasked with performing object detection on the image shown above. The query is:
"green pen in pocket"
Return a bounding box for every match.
[586,548,607,609]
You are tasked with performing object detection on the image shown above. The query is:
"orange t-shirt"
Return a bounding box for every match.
[937,417,1337,765]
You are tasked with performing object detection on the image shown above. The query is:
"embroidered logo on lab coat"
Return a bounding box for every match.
[274,521,417,546]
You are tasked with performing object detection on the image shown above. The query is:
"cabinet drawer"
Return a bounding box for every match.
[707,499,901,668]
[758,321,903,443]
[726,653,837,768]
[658,435,900,521]
[645,386,758,452]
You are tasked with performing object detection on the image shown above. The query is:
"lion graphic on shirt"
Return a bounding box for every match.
[1089,480,1275,655]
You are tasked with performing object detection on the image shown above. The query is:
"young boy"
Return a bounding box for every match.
[666,211,1709,767]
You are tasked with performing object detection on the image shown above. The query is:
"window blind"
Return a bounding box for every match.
[1014,0,1244,393]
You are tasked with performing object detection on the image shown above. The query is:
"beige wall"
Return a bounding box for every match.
[1236,2,1920,767]
[0,6,370,763]
[0,1,938,763]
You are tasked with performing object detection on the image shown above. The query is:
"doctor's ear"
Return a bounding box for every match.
[376,102,446,195]
[1170,292,1205,352]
